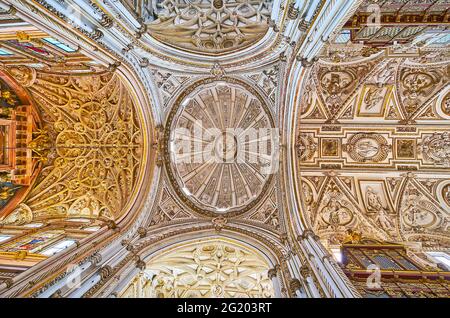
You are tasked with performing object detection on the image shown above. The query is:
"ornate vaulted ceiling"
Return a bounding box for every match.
[0,0,448,299]
[119,238,275,298]
[0,68,145,225]
[166,78,275,216]
[146,0,273,55]
[295,36,450,251]
[0,15,152,275]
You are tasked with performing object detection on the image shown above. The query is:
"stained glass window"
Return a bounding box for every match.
[0,234,12,243]
[1,230,64,253]
[0,48,12,56]
[43,37,76,53]
[41,239,76,256]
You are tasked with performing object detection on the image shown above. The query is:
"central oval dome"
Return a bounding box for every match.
[165,78,275,216]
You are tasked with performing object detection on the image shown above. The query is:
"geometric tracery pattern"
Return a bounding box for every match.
[119,239,274,298]
[3,68,143,223]
[167,79,274,216]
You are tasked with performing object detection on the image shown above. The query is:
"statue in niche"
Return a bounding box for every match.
[0,106,12,119]
[365,187,395,232]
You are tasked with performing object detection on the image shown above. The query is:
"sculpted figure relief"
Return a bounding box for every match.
[366,187,385,213]
[344,133,390,162]
[319,197,353,230]
[364,187,395,233]
[420,132,450,166]
[363,86,384,110]
[147,0,273,54]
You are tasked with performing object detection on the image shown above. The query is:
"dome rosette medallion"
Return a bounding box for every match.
[164,78,275,217]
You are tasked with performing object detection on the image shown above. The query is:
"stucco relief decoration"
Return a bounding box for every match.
[420,132,450,167]
[119,239,274,298]
[442,184,450,207]
[442,92,450,116]
[147,0,273,55]
[343,133,390,162]
[314,61,377,117]
[313,186,357,233]
[296,42,450,254]
[165,79,275,217]
[318,195,354,230]
[397,66,448,117]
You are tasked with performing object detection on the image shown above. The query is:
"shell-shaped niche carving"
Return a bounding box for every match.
[0,203,33,226]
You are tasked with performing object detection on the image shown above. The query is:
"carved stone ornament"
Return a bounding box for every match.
[0,204,33,226]
[6,66,37,87]
[147,0,273,55]
[296,134,317,161]
[165,77,275,217]
[343,133,390,162]
[420,132,450,166]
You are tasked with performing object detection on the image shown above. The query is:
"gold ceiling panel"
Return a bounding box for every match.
[0,67,144,224]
